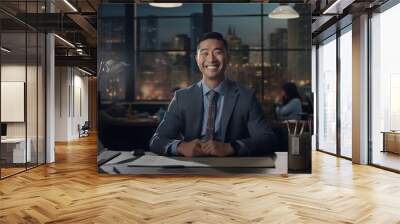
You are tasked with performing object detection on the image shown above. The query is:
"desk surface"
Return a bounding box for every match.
[381,131,400,134]
[98,151,288,175]
[1,138,27,143]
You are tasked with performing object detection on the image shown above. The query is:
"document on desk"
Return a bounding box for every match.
[97,151,122,166]
[127,155,276,168]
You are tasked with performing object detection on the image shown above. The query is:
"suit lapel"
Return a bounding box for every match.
[221,79,239,141]
[191,84,204,137]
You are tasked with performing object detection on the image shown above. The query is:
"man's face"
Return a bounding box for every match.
[196,39,229,80]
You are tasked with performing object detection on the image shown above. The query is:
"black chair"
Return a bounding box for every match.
[98,111,159,151]
[79,121,90,138]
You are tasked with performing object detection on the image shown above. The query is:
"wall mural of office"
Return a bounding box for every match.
[0,6,46,179]
[97,3,312,174]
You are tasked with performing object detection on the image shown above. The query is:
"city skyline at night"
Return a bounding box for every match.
[99,3,311,119]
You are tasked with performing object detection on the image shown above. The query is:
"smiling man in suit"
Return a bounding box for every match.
[149,32,276,157]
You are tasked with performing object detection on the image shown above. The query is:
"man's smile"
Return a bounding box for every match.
[205,64,220,70]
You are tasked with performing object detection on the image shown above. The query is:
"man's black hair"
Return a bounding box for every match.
[196,32,228,51]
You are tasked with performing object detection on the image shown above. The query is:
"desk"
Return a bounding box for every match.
[98,151,288,175]
[1,138,31,163]
[382,131,400,154]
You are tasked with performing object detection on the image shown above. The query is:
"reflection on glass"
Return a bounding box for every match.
[371,4,400,171]
[340,29,352,158]
[318,37,337,154]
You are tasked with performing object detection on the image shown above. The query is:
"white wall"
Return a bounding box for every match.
[1,65,40,136]
[55,67,89,141]
[55,66,69,141]
[1,63,46,164]
[1,65,26,138]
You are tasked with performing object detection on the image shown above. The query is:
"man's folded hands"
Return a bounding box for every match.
[177,139,234,157]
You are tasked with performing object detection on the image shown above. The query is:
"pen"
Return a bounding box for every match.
[161,165,185,169]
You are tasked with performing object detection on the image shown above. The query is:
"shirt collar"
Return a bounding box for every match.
[197,78,226,96]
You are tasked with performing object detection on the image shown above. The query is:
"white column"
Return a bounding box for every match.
[55,67,73,141]
[352,14,369,164]
[45,0,56,163]
[46,32,55,163]
[312,45,317,151]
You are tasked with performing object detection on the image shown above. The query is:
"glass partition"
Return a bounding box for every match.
[1,31,28,177]
[0,1,46,179]
[317,35,337,155]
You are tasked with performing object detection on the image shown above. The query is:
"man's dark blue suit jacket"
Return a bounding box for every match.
[149,79,276,156]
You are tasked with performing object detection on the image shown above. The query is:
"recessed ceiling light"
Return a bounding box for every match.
[63,0,78,12]
[269,5,299,19]
[78,67,93,76]
[149,3,183,8]
[54,34,75,48]
[1,47,11,53]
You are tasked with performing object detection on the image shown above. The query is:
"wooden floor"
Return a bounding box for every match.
[1,135,400,224]
[1,167,26,178]
[372,150,400,171]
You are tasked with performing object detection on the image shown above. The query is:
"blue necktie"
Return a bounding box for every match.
[205,90,218,140]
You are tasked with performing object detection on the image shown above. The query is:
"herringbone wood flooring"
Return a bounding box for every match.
[1,135,400,224]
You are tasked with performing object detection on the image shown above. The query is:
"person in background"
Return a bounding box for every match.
[275,82,302,121]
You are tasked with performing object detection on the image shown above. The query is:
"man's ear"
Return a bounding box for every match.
[194,52,199,63]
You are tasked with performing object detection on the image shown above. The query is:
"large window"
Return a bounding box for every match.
[371,3,400,171]
[135,4,204,101]
[130,3,312,119]
[316,25,353,159]
[339,27,352,158]
[317,35,337,154]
